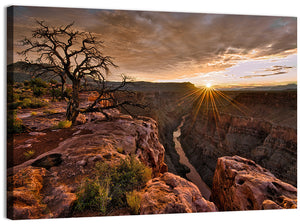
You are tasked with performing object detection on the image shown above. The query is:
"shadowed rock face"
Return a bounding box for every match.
[181,113,297,188]
[180,90,297,188]
[211,156,297,211]
[140,172,217,214]
[31,153,62,170]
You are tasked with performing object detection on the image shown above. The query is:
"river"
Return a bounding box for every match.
[173,115,211,199]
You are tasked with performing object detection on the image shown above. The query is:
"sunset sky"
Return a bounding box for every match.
[9,6,297,87]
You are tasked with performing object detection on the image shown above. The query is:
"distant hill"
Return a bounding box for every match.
[216,84,297,91]
[100,81,197,92]
[7,62,196,92]
[7,61,68,83]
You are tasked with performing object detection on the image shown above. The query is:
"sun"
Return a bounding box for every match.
[206,83,212,88]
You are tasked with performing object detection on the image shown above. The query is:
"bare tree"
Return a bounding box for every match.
[82,74,146,119]
[19,20,117,123]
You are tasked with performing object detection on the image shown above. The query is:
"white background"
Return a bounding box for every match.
[1,0,299,223]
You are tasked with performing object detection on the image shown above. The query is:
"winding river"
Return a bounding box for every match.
[173,115,211,199]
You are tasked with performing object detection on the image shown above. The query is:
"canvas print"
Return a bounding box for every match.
[7,6,297,219]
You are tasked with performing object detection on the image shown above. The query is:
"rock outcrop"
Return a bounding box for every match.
[211,156,297,211]
[140,172,217,214]
[7,113,167,219]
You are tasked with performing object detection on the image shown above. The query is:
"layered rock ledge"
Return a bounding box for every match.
[211,156,297,211]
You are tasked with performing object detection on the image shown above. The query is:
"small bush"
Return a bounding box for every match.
[43,109,57,115]
[7,111,24,134]
[28,98,48,109]
[74,178,111,214]
[126,190,141,215]
[22,98,32,107]
[12,97,48,109]
[74,156,152,215]
[106,155,151,207]
[58,120,72,129]
[32,86,47,97]
[30,78,48,88]
[24,150,35,159]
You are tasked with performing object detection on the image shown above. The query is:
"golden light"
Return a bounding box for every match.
[206,83,212,88]
[177,83,250,131]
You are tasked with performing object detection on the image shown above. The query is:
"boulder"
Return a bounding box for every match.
[140,172,217,214]
[211,156,297,211]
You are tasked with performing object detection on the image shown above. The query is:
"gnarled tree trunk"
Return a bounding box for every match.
[66,80,80,123]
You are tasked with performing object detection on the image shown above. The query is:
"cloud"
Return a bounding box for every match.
[11,6,297,81]
[264,65,294,72]
[242,71,287,79]
[242,65,294,78]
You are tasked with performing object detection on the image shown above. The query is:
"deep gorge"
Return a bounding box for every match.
[180,90,297,188]
[126,87,297,190]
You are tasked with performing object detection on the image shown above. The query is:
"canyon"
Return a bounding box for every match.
[180,90,297,188]
[7,84,297,219]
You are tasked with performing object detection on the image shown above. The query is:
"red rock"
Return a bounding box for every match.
[7,115,167,219]
[211,156,297,211]
[140,172,217,214]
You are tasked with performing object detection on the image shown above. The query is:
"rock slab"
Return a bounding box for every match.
[211,156,297,211]
[140,172,217,214]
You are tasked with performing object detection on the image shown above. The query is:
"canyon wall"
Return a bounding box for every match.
[120,88,195,177]
[180,91,297,188]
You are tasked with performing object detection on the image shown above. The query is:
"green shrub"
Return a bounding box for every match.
[126,190,141,215]
[7,111,24,134]
[27,98,48,108]
[43,109,57,115]
[30,78,48,88]
[74,178,111,214]
[11,97,48,109]
[74,156,152,215]
[32,86,47,97]
[22,98,32,107]
[13,92,21,101]
[24,150,35,159]
[109,156,151,207]
[57,120,72,129]
[27,78,49,97]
